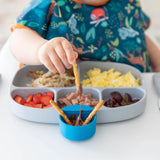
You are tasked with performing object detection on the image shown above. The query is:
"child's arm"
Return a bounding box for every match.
[145,33,160,72]
[9,29,78,73]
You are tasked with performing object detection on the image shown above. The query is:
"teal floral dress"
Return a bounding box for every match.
[15,0,150,72]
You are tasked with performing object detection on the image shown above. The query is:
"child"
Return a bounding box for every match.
[9,0,160,73]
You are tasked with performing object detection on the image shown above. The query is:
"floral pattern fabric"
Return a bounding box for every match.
[16,0,150,72]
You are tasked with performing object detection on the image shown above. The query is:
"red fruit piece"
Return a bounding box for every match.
[43,92,47,96]
[24,102,42,108]
[20,99,26,105]
[35,93,42,97]
[26,94,33,102]
[40,95,52,106]
[32,104,43,108]
[46,91,54,99]
[43,104,52,109]
[14,95,26,105]
[24,103,33,107]
[27,101,35,105]
[33,96,41,104]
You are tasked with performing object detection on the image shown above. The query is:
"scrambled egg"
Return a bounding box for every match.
[81,68,140,87]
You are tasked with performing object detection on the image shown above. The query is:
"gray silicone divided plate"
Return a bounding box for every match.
[152,73,160,96]
[10,61,146,123]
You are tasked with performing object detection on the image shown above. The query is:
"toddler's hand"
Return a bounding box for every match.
[38,37,78,73]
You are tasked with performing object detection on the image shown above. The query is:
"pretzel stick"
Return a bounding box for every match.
[83,100,104,125]
[50,100,72,125]
[72,61,80,91]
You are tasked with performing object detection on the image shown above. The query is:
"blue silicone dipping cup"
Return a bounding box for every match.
[59,105,97,141]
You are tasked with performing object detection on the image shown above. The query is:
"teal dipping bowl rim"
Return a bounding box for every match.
[59,105,97,141]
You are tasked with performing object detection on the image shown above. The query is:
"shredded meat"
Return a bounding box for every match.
[58,92,98,108]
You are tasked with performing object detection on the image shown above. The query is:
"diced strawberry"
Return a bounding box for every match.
[14,95,26,105]
[35,92,42,97]
[24,103,33,107]
[43,92,47,96]
[40,95,52,106]
[28,101,35,105]
[43,104,52,109]
[14,95,22,103]
[20,99,26,105]
[24,102,42,108]
[33,96,41,104]
[46,91,54,99]
[26,94,33,103]
[32,104,43,108]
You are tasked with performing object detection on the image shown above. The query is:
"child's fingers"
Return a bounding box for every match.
[62,40,78,64]
[73,51,78,60]
[40,55,58,73]
[48,50,65,74]
[55,46,72,69]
